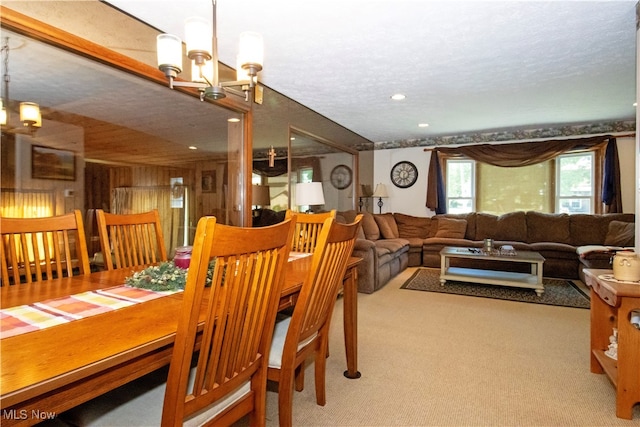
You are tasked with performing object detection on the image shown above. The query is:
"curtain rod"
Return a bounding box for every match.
[422,132,636,151]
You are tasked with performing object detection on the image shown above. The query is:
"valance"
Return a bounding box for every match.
[426,135,620,213]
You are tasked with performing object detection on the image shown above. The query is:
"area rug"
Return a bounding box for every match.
[400,268,590,309]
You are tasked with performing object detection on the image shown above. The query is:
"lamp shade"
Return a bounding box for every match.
[192,58,214,84]
[372,183,388,198]
[295,182,325,206]
[157,34,183,75]
[19,102,41,127]
[238,31,264,73]
[252,185,270,207]
[184,17,212,63]
[1,99,6,126]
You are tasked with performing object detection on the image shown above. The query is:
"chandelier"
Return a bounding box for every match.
[156,0,263,102]
[1,37,41,134]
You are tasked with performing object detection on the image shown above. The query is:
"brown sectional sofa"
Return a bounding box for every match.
[338,210,635,294]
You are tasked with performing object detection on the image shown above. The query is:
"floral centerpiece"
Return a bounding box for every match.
[125,260,217,292]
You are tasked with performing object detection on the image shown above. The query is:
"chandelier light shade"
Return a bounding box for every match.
[1,99,6,126]
[238,31,264,74]
[156,0,263,102]
[192,59,214,84]
[184,17,212,65]
[295,182,326,208]
[19,102,41,128]
[156,34,183,78]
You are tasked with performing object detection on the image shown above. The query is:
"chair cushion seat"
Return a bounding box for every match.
[269,316,318,369]
[61,366,250,426]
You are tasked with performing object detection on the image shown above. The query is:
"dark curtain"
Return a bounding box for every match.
[425,135,617,213]
[602,138,623,213]
[253,158,288,178]
[253,157,324,181]
[426,151,446,213]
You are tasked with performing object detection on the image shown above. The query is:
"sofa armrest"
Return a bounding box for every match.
[351,238,378,294]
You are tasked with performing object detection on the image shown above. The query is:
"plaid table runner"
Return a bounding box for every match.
[1,286,178,339]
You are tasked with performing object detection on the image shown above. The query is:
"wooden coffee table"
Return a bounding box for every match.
[439,246,546,296]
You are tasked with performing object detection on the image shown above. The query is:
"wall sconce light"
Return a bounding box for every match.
[157,0,263,102]
[295,182,325,213]
[372,183,388,214]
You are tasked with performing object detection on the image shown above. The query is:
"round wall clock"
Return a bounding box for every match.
[390,161,418,188]
[330,164,352,189]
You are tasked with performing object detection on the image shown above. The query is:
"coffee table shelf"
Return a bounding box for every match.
[439,247,545,296]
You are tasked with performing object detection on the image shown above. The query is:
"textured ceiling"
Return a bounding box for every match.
[106,0,637,145]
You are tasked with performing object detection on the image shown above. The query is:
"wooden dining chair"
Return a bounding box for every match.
[285,209,336,253]
[0,210,91,285]
[95,209,167,270]
[267,214,362,427]
[60,216,297,427]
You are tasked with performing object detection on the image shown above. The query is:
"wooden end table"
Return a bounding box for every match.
[583,269,640,420]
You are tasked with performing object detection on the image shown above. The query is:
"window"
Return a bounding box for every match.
[445,151,596,215]
[556,152,594,214]
[446,160,475,213]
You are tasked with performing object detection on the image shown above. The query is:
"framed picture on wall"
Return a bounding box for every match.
[202,170,216,193]
[31,145,75,181]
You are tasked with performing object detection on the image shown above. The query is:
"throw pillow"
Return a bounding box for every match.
[434,217,467,239]
[393,213,433,238]
[360,212,380,241]
[604,221,635,247]
[374,213,399,239]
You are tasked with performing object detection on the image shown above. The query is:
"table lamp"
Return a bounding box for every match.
[295,182,325,213]
[251,185,271,208]
[372,183,388,214]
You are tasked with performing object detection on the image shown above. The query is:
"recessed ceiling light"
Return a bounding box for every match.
[418,123,429,128]
[290,137,295,140]
[390,94,406,101]
[634,102,637,107]
[188,146,197,150]
[227,117,240,122]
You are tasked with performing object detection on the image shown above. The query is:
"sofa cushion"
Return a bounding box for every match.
[337,210,366,239]
[361,212,380,241]
[374,213,400,239]
[567,213,635,246]
[394,213,433,238]
[375,238,409,255]
[526,211,571,244]
[604,221,635,247]
[337,210,358,223]
[435,213,476,239]
[434,217,467,239]
[475,211,527,241]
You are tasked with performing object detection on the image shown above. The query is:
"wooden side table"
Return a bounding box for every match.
[583,269,640,420]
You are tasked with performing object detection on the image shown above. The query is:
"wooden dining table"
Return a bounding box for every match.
[0,254,362,426]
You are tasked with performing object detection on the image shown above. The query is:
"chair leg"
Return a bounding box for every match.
[315,338,328,406]
[277,368,296,427]
[294,362,305,392]
[250,369,267,427]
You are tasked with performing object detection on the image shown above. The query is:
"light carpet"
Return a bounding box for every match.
[401,268,590,309]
